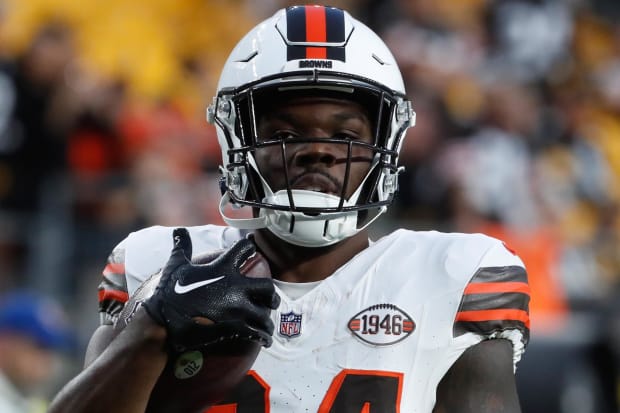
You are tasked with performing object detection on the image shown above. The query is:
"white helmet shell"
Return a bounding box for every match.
[208,5,415,247]
[217,6,405,93]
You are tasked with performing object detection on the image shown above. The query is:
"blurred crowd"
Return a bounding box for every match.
[0,0,618,412]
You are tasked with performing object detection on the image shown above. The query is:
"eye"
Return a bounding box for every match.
[258,130,297,142]
[332,131,361,140]
[271,131,298,140]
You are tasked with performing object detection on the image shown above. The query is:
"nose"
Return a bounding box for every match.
[291,140,338,168]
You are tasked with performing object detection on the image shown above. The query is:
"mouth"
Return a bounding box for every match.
[289,172,341,195]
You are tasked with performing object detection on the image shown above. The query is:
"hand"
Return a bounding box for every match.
[143,228,280,352]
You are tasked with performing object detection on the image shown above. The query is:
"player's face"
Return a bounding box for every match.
[255,97,374,199]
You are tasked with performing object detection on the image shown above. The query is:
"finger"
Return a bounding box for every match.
[170,227,193,264]
[245,278,280,309]
[192,249,224,265]
[216,238,256,270]
[240,313,275,347]
[270,291,281,309]
[212,320,273,348]
[253,329,273,348]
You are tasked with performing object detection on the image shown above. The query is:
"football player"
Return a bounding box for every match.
[49,5,530,413]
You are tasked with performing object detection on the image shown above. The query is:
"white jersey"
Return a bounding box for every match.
[98,225,530,412]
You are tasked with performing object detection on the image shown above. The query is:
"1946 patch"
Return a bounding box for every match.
[348,304,415,346]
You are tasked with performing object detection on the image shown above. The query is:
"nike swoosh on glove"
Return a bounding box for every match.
[143,228,280,352]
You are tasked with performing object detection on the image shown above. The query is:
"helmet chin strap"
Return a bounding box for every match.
[218,192,268,230]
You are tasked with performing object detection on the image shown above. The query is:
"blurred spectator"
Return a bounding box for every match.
[0,22,77,290]
[0,290,74,413]
[0,21,74,213]
[119,101,222,227]
[485,0,573,83]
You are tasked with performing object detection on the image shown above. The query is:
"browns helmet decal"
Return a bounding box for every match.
[282,5,347,62]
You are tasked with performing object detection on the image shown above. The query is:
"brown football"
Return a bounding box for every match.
[117,249,271,413]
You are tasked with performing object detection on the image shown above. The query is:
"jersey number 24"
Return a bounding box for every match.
[206,369,403,412]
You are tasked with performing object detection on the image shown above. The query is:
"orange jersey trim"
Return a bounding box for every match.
[456,309,530,329]
[103,262,125,276]
[464,281,530,295]
[98,289,129,303]
[318,369,403,413]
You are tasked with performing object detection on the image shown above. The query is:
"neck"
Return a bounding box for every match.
[253,229,369,283]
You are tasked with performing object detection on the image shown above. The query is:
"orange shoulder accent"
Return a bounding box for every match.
[98,289,129,303]
[456,309,531,329]
[103,262,125,276]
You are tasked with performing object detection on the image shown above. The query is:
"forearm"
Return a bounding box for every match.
[48,309,168,413]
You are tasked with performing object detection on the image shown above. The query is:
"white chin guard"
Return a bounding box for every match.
[260,190,359,247]
[218,189,385,248]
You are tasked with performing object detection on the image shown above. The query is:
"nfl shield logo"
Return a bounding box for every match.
[279,311,302,338]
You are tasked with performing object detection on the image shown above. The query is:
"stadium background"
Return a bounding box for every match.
[0,0,619,411]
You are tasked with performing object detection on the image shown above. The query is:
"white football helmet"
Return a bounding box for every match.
[207,5,415,247]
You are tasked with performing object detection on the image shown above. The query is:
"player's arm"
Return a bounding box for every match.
[433,338,521,413]
[48,240,169,413]
[49,228,279,413]
[49,308,168,413]
[434,240,530,413]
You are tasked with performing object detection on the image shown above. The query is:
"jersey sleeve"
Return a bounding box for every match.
[97,240,129,326]
[96,224,243,326]
[453,240,530,367]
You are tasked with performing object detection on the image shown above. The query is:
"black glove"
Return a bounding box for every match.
[143,228,280,352]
